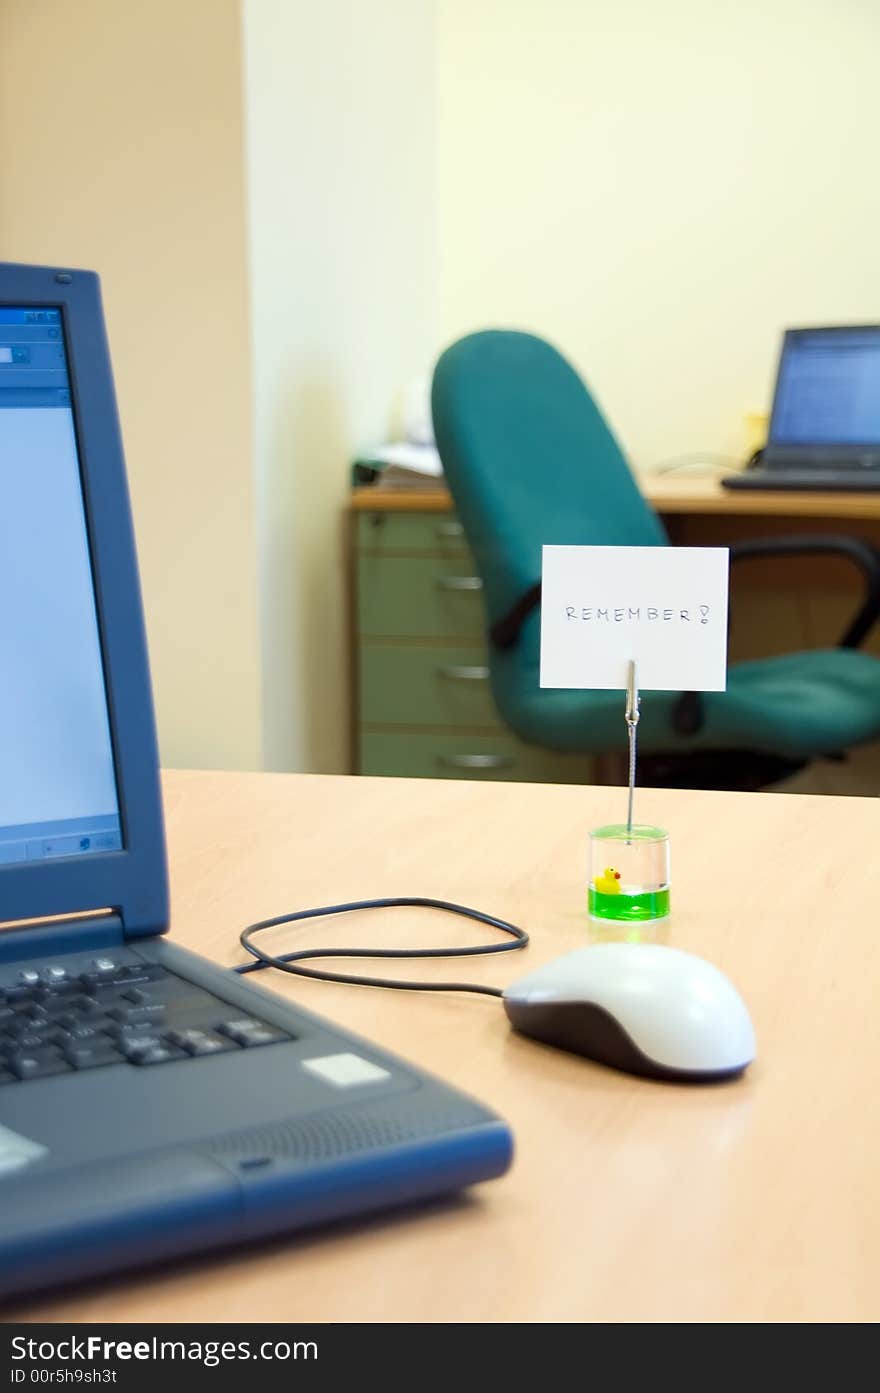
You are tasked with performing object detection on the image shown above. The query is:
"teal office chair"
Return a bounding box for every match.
[431,330,880,789]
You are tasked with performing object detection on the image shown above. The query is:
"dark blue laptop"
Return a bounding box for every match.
[0,262,511,1301]
[723,325,880,491]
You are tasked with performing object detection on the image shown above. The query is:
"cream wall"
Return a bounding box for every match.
[435,0,880,467]
[243,0,437,772]
[0,0,262,770]
[6,2,873,777]
[0,0,437,778]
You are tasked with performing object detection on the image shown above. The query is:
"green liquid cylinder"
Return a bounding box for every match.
[588,885,670,922]
[588,824,671,924]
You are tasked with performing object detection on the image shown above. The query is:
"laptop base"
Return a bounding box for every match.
[723,469,880,493]
[0,937,512,1302]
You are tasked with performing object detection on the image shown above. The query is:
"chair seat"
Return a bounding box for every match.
[497,647,880,760]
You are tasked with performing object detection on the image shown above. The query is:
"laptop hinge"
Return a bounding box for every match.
[0,913,125,965]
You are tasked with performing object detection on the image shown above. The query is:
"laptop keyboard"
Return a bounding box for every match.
[0,957,292,1086]
[722,469,880,491]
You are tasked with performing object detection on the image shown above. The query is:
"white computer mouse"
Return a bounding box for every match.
[503,942,756,1082]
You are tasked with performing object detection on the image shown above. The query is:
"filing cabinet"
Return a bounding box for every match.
[354,505,595,783]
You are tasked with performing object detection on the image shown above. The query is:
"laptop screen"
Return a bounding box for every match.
[0,306,122,867]
[769,327,880,447]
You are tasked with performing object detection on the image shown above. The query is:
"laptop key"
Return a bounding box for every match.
[109,1004,166,1026]
[80,969,132,990]
[4,985,34,1002]
[116,1032,162,1054]
[40,965,68,986]
[42,991,81,1015]
[122,987,156,1005]
[123,964,165,980]
[9,1048,72,1080]
[21,1001,50,1021]
[78,972,118,991]
[64,1042,125,1070]
[165,1028,236,1057]
[43,979,78,997]
[79,967,158,992]
[76,997,104,1017]
[56,1010,89,1030]
[217,1019,290,1047]
[91,957,120,975]
[4,1014,37,1038]
[127,1043,185,1066]
[54,1022,110,1044]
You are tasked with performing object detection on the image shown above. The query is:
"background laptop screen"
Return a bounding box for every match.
[0,306,121,866]
[770,327,880,447]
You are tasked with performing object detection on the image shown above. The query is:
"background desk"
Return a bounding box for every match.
[16,768,880,1322]
[352,479,880,794]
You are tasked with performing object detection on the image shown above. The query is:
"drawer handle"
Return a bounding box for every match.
[436,521,465,538]
[437,753,515,770]
[436,665,490,682]
[436,576,483,591]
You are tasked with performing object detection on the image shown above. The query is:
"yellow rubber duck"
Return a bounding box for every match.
[593,866,622,895]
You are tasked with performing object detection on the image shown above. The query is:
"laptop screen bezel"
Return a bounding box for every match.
[0,262,168,937]
[766,324,880,465]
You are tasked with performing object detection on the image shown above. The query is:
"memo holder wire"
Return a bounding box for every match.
[625,658,640,839]
[587,658,671,925]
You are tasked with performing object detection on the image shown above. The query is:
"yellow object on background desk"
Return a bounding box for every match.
[744,411,769,458]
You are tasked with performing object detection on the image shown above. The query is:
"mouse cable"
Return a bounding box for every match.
[233,896,529,998]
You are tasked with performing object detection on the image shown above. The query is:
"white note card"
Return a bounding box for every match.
[540,545,729,692]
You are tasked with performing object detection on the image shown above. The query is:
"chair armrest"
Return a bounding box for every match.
[490,582,542,649]
[672,533,880,738]
[729,534,880,648]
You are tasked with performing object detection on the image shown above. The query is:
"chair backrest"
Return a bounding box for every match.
[431,330,667,627]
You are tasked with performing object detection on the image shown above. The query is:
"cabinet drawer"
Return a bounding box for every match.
[358,555,486,638]
[360,644,501,728]
[357,511,469,554]
[359,732,596,784]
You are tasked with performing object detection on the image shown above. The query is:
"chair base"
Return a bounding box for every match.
[636,749,809,792]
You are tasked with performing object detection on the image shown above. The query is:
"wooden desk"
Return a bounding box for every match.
[352,474,880,521]
[18,769,880,1322]
[644,473,880,521]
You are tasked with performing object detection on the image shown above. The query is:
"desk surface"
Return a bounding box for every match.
[19,770,880,1323]
[352,476,880,520]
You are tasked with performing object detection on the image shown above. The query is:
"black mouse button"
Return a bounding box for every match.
[504,1000,745,1083]
[504,999,655,1075]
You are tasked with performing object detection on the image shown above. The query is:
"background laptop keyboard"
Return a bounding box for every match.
[0,957,291,1085]
[722,469,880,492]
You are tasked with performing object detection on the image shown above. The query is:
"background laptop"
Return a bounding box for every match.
[723,325,880,492]
[0,262,511,1302]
